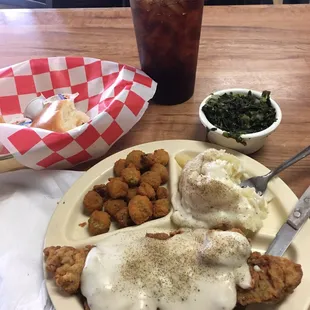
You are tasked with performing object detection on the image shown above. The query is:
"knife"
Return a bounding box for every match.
[236,187,310,310]
[266,186,310,256]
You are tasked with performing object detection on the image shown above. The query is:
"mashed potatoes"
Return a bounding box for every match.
[172,149,267,232]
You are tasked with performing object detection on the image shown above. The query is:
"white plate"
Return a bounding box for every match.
[44,140,310,310]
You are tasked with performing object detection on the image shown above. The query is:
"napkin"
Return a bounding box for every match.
[0,169,83,310]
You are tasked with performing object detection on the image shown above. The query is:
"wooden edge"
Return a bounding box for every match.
[0,158,26,173]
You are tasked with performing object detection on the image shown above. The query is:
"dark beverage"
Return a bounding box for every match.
[130,0,204,105]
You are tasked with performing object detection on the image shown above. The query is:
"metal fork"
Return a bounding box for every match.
[240,145,310,195]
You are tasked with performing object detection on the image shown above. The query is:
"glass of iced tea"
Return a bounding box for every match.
[130,0,204,105]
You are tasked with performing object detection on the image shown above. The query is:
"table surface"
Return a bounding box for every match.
[0,5,309,197]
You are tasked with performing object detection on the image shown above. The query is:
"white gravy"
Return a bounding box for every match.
[172,149,267,232]
[81,229,252,310]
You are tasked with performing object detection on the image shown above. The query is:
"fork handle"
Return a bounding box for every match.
[266,145,310,180]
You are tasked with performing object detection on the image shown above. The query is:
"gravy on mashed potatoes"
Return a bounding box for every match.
[172,149,267,232]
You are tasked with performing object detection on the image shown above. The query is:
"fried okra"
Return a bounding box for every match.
[121,167,141,187]
[103,199,127,218]
[140,153,155,170]
[83,190,104,214]
[151,163,169,184]
[140,171,161,190]
[153,149,169,166]
[128,195,153,225]
[156,187,169,199]
[93,184,109,201]
[137,182,156,200]
[113,159,126,177]
[126,187,138,202]
[153,199,170,218]
[88,211,111,235]
[125,150,145,170]
[107,179,128,199]
[115,207,133,228]
[108,177,125,182]
[82,148,170,233]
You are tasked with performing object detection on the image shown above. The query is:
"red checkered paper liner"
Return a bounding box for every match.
[0,57,157,169]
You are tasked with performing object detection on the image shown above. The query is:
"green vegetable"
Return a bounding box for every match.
[223,132,247,146]
[202,90,277,144]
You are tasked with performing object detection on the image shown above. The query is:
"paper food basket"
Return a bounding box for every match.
[0,57,157,171]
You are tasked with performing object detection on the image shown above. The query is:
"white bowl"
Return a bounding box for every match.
[199,88,282,154]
